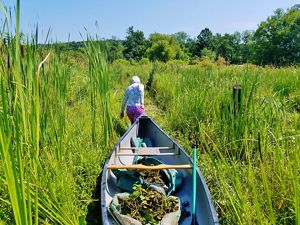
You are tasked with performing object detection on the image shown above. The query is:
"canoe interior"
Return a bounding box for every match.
[101,116,219,225]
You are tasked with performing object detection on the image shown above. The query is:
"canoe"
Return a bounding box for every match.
[101,115,219,225]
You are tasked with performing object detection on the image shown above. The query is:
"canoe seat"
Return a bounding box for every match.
[117,147,178,156]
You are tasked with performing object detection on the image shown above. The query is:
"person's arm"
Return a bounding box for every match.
[139,84,144,108]
[121,89,129,117]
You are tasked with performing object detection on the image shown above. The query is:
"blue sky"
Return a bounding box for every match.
[1,0,299,42]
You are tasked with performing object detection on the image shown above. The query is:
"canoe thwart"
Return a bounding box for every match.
[119,147,174,150]
[108,164,193,170]
[116,152,177,156]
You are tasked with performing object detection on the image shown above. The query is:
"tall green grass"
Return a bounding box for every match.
[0,1,37,224]
[113,61,300,224]
[150,64,300,224]
[0,2,117,224]
[84,36,114,146]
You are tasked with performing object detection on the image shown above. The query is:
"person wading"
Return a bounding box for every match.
[120,76,145,124]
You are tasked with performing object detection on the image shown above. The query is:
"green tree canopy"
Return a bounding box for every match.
[253,8,300,65]
[212,32,244,64]
[146,33,188,62]
[173,31,189,44]
[201,48,217,61]
[105,38,125,63]
[195,28,214,56]
[123,26,147,61]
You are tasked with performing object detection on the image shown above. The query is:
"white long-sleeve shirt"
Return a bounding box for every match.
[121,82,144,113]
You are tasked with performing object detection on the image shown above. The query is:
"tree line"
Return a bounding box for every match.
[61,6,300,66]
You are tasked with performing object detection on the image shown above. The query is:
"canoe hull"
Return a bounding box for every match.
[101,115,219,225]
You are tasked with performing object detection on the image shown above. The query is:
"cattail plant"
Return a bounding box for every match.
[0,1,78,224]
[84,35,114,146]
